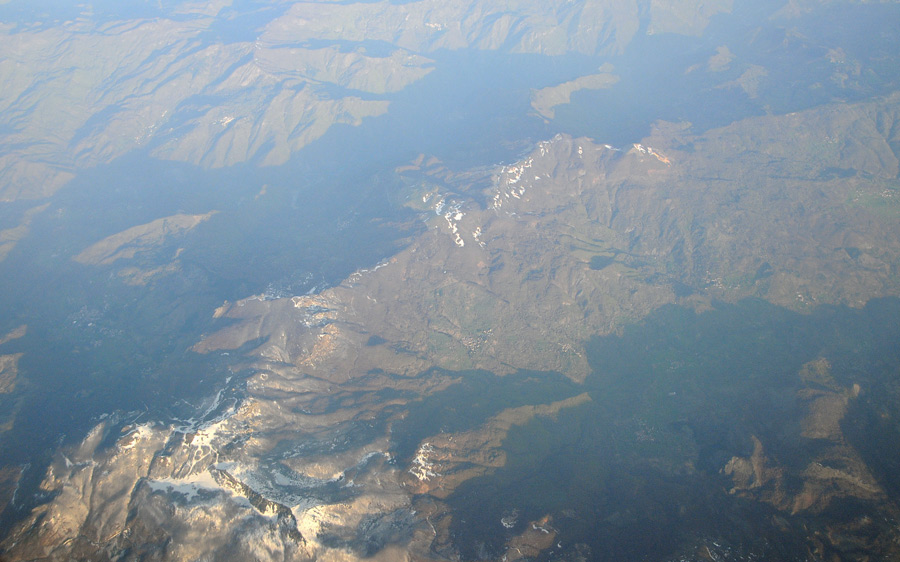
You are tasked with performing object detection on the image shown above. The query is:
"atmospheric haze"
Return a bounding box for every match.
[2,0,900,560]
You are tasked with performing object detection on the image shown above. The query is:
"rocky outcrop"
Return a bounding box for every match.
[724,358,887,516]
[0,326,25,396]
[531,64,620,119]
[73,212,217,285]
[405,394,591,497]
[0,203,50,262]
[0,354,21,395]
[74,212,214,266]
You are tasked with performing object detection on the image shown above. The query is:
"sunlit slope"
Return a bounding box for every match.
[5,88,900,560]
[0,0,733,202]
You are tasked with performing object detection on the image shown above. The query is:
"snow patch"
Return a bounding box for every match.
[409,442,438,481]
[146,471,221,503]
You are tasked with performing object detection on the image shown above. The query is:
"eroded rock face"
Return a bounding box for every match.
[4,86,900,559]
